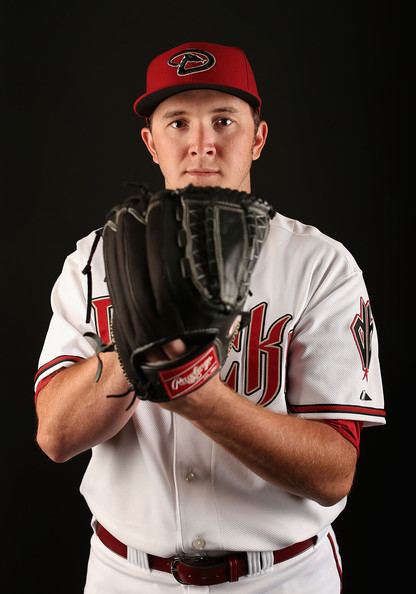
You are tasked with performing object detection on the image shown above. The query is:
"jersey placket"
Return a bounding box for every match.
[172,413,222,554]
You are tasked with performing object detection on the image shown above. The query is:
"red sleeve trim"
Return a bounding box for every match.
[321,419,363,453]
[289,403,386,418]
[34,355,85,403]
[34,368,66,402]
[34,355,84,383]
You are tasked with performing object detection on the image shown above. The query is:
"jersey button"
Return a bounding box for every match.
[192,537,206,550]
[185,471,196,482]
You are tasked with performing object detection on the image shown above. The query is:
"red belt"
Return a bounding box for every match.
[96,522,316,586]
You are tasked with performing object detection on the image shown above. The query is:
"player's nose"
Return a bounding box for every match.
[188,123,216,157]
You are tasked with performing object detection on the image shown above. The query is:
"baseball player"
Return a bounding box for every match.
[34,41,385,593]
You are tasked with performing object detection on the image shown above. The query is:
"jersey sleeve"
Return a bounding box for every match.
[34,237,98,398]
[286,264,385,427]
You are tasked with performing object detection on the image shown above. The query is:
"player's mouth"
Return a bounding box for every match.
[186,169,220,177]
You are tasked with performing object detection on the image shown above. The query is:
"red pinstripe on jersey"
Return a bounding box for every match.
[327,531,343,586]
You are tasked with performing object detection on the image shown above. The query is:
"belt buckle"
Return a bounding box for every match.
[171,554,228,586]
[171,555,206,585]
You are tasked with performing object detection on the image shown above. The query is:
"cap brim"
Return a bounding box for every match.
[134,83,261,117]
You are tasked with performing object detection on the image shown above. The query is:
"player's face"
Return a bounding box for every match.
[141,90,268,192]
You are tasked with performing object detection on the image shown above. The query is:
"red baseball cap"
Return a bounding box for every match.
[133,41,262,117]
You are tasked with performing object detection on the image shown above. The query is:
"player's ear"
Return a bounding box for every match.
[252,120,268,161]
[141,127,159,164]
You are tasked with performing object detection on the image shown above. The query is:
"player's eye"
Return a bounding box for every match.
[215,117,233,128]
[170,119,187,129]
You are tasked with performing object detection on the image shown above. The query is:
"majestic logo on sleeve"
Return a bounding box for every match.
[168,49,216,76]
[350,297,373,381]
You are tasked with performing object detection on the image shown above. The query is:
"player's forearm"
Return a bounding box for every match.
[165,378,357,507]
[35,352,137,462]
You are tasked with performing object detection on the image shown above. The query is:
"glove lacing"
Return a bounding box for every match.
[82,225,137,409]
[83,331,136,410]
[82,228,103,324]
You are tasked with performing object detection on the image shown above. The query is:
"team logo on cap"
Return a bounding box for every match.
[168,48,216,76]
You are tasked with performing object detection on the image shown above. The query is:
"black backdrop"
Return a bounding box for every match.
[3,2,408,593]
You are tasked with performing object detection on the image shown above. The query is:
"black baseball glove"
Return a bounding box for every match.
[101,184,274,403]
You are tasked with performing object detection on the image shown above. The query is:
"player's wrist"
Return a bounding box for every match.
[158,373,227,418]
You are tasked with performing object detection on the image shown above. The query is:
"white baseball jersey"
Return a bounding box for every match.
[35,210,385,558]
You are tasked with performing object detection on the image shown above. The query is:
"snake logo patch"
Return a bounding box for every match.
[350,297,373,381]
[168,48,216,76]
